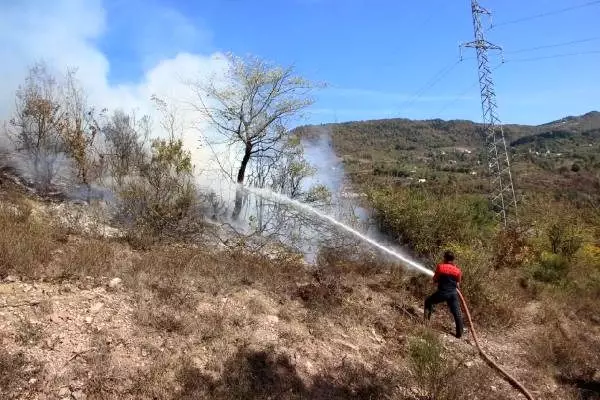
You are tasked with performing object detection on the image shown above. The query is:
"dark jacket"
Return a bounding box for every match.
[433,262,462,294]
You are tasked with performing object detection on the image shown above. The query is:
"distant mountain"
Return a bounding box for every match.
[295,111,600,153]
[539,111,600,131]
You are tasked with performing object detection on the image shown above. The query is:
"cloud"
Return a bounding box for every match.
[0,0,232,181]
[99,0,214,76]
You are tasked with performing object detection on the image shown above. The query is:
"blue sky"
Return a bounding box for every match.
[98,0,600,126]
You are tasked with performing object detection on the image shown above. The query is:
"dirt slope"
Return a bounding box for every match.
[1,183,596,399]
[0,260,580,400]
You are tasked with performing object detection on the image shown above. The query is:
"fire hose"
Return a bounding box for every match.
[457,289,535,400]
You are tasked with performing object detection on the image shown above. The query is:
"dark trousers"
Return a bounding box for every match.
[424,290,464,338]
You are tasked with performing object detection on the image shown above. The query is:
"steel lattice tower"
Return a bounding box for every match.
[461,0,518,226]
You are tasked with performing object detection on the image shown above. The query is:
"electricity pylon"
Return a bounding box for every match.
[461,0,518,226]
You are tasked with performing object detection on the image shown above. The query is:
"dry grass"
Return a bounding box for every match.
[135,304,193,334]
[57,239,116,279]
[132,270,199,334]
[0,347,43,398]
[0,195,60,279]
[408,327,512,400]
[528,306,600,398]
[129,354,181,399]
[14,318,45,346]
[1,185,598,399]
[58,344,407,400]
[168,346,402,400]
[76,332,125,400]
[0,195,127,281]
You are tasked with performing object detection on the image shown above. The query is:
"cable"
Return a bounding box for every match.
[397,60,463,114]
[431,62,504,118]
[506,49,600,62]
[505,36,600,54]
[431,81,477,117]
[492,0,600,28]
[457,289,536,400]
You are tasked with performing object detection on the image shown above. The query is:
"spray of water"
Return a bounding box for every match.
[243,185,434,277]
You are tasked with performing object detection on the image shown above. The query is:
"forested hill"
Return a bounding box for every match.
[293,111,600,199]
[295,111,600,154]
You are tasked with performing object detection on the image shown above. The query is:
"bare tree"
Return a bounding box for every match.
[269,136,316,199]
[102,110,150,186]
[189,53,318,219]
[7,62,66,192]
[60,69,104,199]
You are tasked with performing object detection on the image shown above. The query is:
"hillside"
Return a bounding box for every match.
[294,112,600,400]
[1,110,599,399]
[1,177,598,400]
[295,111,600,202]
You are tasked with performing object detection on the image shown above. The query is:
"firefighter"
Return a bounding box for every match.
[424,250,464,338]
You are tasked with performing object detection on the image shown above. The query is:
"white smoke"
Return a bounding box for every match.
[299,124,417,264]
[0,0,409,265]
[0,0,234,183]
[301,127,345,194]
[300,126,371,227]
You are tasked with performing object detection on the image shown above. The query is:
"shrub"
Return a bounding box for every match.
[0,198,59,279]
[531,252,569,284]
[408,328,465,400]
[116,137,197,240]
[446,243,518,328]
[57,239,115,279]
[547,222,583,259]
[295,274,351,313]
[529,309,600,397]
[408,328,507,399]
[409,329,445,387]
[492,226,530,270]
[561,243,600,321]
[368,187,494,258]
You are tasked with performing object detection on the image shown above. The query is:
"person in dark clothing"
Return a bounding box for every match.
[424,250,464,338]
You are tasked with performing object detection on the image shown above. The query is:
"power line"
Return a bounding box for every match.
[430,45,598,119]
[431,81,478,118]
[506,49,600,62]
[492,0,600,28]
[432,63,504,118]
[397,60,463,114]
[505,36,600,54]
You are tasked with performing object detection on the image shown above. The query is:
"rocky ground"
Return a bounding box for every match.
[0,267,580,400]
